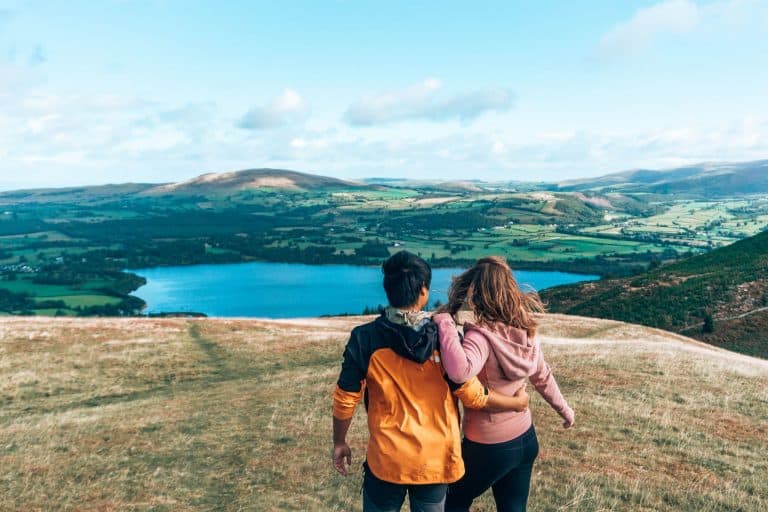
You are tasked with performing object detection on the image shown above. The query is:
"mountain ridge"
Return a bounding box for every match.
[3,158,768,197]
[556,159,768,196]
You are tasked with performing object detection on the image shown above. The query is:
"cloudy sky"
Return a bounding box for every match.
[1,0,767,189]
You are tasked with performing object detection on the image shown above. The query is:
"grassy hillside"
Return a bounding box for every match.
[542,230,768,358]
[1,315,766,511]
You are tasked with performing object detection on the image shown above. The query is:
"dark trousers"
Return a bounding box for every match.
[362,462,448,512]
[445,425,539,512]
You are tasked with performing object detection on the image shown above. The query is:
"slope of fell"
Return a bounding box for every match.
[144,168,360,195]
[0,315,765,511]
[542,229,768,358]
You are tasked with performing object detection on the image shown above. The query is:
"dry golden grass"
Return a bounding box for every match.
[1,314,766,511]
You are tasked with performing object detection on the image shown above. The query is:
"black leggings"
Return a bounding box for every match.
[445,425,539,512]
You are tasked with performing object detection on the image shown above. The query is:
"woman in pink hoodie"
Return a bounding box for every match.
[433,256,575,512]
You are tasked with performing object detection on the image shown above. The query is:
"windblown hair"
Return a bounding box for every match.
[447,256,544,336]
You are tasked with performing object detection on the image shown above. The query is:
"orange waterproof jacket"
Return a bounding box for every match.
[333,315,489,484]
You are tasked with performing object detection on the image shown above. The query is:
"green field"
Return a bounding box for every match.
[580,199,768,248]
[0,278,115,297]
[34,294,123,308]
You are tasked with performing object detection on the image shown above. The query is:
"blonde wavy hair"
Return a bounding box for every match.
[447,256,545,337]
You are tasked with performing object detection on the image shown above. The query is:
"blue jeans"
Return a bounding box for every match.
[446,425,540,512]
[362,462,448,512]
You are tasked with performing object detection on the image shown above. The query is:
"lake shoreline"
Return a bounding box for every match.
[124,254,619,276]
[128,261,599,318]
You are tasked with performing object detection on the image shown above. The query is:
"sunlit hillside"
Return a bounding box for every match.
[543,229,768,359]
[1,315,766,511]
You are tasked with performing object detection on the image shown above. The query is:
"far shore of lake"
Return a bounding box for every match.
[129,261,599,318]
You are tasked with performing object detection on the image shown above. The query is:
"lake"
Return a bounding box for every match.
[129,262,598,318]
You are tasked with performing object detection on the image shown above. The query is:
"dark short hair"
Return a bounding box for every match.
[382,251,432,308]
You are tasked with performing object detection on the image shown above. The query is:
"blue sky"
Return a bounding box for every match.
[1,0,767,189]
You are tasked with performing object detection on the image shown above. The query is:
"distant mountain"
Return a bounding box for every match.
[364,159,768,197]
[0,183,157,204]
[6,159,768,201]
[556,160,768,197]
[144,168,360,195]
[542,229,768,358]
[361,177,548,193]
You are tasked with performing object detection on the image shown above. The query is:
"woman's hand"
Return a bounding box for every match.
[562,408,575,429]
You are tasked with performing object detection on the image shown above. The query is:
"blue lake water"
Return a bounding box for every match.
[129,262,598,318]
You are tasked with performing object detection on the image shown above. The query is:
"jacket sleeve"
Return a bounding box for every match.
[333,385,365,420]
[333,332,368,420]
[528,340,574,424]
[450,375,489,410]
[434,313,489,382]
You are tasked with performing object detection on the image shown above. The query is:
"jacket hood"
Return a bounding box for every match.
[375,314,437,364]
[464,321,538,380]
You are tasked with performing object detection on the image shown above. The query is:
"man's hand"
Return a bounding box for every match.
[332,443,352,476]
[514,383,529,409]
[484,382,530,412]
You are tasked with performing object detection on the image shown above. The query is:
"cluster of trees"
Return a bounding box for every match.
[380,211,498,233]
[0,289,50,313]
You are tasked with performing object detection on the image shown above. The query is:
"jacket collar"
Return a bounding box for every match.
[375,313,437,364]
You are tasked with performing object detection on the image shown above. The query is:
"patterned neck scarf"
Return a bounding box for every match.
[385,306,431,331]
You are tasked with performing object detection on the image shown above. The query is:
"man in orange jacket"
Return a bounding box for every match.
[332,251,529,512]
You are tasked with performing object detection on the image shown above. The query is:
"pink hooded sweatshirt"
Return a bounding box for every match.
[434,313,574,444]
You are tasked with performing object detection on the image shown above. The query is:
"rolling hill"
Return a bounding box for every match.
[556,159,768,197]
[542,229,768,358]
[4,159,768,202]
[0,169,365,205]
[144,168,360,195]
[0,183,157,204]
[0,314,765,511]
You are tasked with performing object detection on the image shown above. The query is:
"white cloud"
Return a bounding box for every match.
[23,113,59,134]
[116,127,191,153]
[599,0,700,56]
[258,117,768,182]
[289,137,329,150]
[598,0,768,57]
[0,89,235,188]
[344,78,514,126]
[237,89,310,130]
[12,92,150,118]
[17,151,87,166]
[0,60,765,188]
